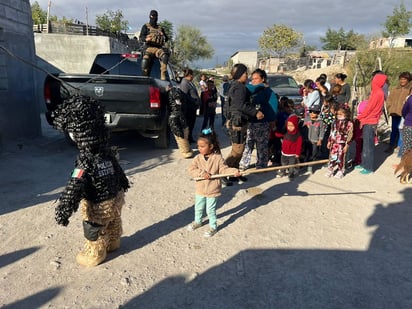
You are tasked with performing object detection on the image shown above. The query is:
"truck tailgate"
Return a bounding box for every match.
[58,74,156,114]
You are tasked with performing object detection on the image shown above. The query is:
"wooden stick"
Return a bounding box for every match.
[193,159,329,181]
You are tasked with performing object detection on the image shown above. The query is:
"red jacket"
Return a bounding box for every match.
[357,74,387,125]
[282,136,303,156]
[280,114,302,156]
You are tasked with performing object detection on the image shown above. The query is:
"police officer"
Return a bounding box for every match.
[139,10,169,80]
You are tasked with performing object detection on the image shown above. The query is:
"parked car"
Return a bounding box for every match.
[267,74,303,115]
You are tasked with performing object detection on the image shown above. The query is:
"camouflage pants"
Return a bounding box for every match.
[143,46,168,80]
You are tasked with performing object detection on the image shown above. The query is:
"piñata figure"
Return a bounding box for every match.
[168,87,193,158]
[51,95,129,267]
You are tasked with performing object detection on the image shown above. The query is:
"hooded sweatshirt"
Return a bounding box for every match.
[357,74,387,125]
[281,114,302,156]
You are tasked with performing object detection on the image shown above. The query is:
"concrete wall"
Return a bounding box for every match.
[34,33,129,73]
[0,0,41,147]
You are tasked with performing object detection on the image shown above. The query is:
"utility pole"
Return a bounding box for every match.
[85,6,89,36]
[46,0,51,33]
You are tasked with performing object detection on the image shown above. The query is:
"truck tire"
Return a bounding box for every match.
[154,119,170,149]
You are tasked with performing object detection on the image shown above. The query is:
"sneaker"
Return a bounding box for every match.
[204,228,217,237]
[221,177,233,187]
[277,171,286,178]
[325,169,334,178]
[288,173,295,181]
[334,171,344,179]
[354,165,363,170]
[234,176,248,184]
[360,168,373,175]
[187,222,202,231]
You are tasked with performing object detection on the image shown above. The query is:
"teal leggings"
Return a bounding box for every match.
[194,195,218,229]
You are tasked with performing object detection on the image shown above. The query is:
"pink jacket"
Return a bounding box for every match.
[188,153,238,197]
[357,74,387,125]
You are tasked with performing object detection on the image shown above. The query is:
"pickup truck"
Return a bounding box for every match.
[44,53,175,148]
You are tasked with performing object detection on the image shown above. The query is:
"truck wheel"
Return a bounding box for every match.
[154,121,170,149]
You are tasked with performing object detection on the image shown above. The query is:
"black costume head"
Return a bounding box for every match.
[51,95,109,154]
[149,10,158,26]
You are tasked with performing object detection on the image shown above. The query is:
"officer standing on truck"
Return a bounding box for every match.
[139,10,169,81]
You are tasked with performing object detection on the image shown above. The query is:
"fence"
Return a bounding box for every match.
[33,22,130,45]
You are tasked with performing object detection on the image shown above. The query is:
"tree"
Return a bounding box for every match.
[159,20,174,49]
[320,28,367,50]
[258,24,302,58]
[95,10,129,33]
[172,25,214,67]
[31,1,47,24]
[382,2,412,47]
[31,1,72,25]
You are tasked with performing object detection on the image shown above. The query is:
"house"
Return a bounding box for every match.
[369,37,412,49]
[230,51,258,72]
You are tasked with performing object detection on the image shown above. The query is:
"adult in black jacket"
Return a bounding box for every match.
[225,63,264,171]
[179,68,201,143]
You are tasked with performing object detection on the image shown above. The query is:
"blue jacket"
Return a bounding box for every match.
[246,83,278,123]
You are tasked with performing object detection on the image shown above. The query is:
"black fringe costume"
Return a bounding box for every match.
[51,95,129,266]
[167,87,193,158]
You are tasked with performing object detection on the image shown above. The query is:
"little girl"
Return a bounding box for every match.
[326,106,354,179]
[187,128,240,237]
[276,114,303,180]
[320,94,336,159]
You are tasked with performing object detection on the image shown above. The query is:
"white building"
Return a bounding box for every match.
[369,37,412,49]
[230,51,258,72]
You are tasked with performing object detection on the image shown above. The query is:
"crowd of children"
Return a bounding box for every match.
[268,73,356,180]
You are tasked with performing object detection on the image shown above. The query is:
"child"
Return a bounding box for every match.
[269,98,292,166]
[320,94,336,159]
[302,79,321,118]
[276,114,303,180]
[326,106,354,179]
[353,99,368,167]
[303,104,325,173]
[187,128,241,237]
[201,79,218,130]
[331,84,342,102]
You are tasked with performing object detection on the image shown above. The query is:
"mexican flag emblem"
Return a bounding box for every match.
[71,168,85,178]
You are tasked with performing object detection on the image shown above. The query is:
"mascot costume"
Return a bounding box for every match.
[168,87,193,158]
[51,95,129,267]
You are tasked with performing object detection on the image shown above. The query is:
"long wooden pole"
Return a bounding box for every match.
[193,159,329,181]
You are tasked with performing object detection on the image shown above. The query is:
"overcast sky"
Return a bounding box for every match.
[31,0,411,67]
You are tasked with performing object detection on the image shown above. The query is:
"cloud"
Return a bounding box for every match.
[32,0,411,65]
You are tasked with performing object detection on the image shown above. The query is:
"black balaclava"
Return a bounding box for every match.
[149,10,158,26]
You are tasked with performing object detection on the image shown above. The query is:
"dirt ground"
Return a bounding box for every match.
[1,109,412,309]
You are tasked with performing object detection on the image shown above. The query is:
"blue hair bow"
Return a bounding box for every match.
[202,128,212,135]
